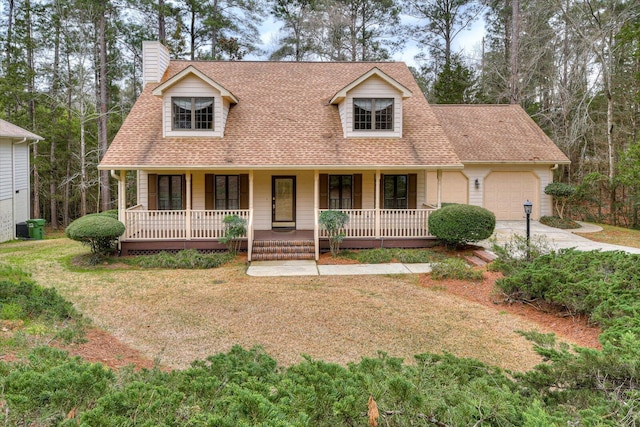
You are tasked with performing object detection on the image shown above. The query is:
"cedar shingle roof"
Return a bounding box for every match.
[0,119,43,140]
[99,61,463,170]
[431,104,570,164]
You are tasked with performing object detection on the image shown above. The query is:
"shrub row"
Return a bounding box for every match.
[130,249,235,269]
[495,248,640,421]
[2,344,604,426]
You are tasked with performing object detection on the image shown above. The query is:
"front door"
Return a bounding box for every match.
[272,176,296,229]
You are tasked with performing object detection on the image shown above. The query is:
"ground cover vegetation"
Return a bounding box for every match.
[2,236,640,424]
[1,0,639,231]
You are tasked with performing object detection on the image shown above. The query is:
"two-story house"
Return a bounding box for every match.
[98,41,569,260]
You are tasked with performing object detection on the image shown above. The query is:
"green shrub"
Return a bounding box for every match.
[65,214,125,262]
[319,210,349,257]
[133,249,234,269]
[218,215,247,255]
[356,248,393,264]
[544,182,576,219]
[392,248,446,263]
[428,204,496,248]
[98,209,119,219]
[490,234,553,276]
[430,258,483,281]
[539,215,580,229]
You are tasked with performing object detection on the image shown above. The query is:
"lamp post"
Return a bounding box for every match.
[523,200,532,259]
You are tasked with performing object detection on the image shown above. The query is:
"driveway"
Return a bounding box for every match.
[483,220,640,254]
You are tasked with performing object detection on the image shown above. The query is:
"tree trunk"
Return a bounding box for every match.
[80,100,87,217]
[98,8,111,212]
[509,0,519,104]
[158,0,166,43]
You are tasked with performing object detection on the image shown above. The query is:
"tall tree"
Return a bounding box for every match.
[403,0,484,68]
[270,0,319,61]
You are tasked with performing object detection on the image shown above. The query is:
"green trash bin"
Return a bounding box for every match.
[26,219,46,240]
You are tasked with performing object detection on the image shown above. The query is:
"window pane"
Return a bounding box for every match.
[170,176,183,210]
[383,175,407,209]
[375,98,393,130]
[329,176,340,208]
[194,98,214,129]
[158,175,183,210]
[342,176,352,209]
[172,98,191,129]
[215,175,240,210]
[227,176,239,208]
[354,98,372,130]
[158,176,170,210]
[215,176,227,209]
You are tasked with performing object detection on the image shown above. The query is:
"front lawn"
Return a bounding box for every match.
[0,237,551,373]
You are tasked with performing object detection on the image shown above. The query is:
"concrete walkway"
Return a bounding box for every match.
[246,220,640,277]
[246,260,432,277]
[482,220,640,254]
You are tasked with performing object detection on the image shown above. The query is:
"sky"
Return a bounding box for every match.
[253,12,487,68]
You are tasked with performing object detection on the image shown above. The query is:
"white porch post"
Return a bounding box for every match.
[118,170,126,249]
[314,170,319,261]
[118,170,126,221]
[436,169,442,209]
[186,172,192,240]
[248,170,254,261]
[375,170,381,239]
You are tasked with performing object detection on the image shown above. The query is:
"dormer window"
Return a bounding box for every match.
[354,98,394,131]
[172,97,214,130]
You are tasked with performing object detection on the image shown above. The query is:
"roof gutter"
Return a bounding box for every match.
[98,164,465,171]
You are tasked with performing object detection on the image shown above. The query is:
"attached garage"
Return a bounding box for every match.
[484,172,539,220]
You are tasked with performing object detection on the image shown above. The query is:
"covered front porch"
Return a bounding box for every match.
[112,169,448,259]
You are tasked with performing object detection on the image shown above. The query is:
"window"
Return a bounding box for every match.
[215,175,239,210]
[158,175,183,210]
[329,175,353,209]
[383,175,407,209]
[172,97,214,130]
[353,98,393,130]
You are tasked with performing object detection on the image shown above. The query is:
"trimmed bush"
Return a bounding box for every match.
[544,182,575,219]
[319,210,349,257]
[65,214,125,261]
[219,215,247,255]
[428,204,496,248]
[99,209,119,220]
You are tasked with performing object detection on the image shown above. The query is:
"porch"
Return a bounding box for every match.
[118,207,437,259]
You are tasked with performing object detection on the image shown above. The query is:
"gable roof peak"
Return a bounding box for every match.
[151,65,239,103]
[330,66,413,104]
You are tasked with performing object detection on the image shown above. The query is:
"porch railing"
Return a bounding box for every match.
[317,208,434,238]
[123,208,250,241]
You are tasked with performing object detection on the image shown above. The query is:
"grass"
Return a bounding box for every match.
[574,223,640,248]
[0,237,556,373]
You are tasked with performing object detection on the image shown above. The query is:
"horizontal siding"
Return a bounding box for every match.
[138,170,148,208]
[0,199,12,242]
[345,76,402,138]
[13,143,29,191]
[0,141,12,201]
[163,75,223,138]
[142,41,170,85]
[426,171,469,206]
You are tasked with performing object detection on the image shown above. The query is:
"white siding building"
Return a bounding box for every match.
[0,119,43,242]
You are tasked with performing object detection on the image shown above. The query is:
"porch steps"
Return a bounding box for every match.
[252,239,315,261]
[464,249,498,267]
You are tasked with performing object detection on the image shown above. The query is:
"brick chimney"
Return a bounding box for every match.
[142,41,170,86]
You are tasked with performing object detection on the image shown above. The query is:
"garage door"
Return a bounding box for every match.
[442,172,468,204]
[484,172,538,220]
